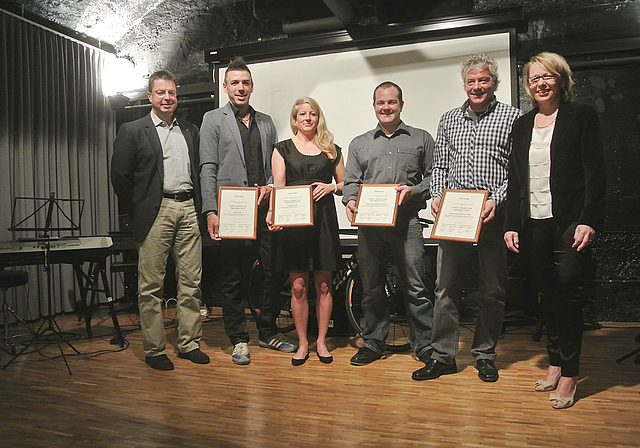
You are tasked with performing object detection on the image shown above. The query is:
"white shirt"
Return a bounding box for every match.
[150,111,192,194]
[528,122,555,219]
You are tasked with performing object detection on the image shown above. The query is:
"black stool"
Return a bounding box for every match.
[1,270,29,354]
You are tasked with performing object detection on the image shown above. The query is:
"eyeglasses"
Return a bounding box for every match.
[528,73,556,85]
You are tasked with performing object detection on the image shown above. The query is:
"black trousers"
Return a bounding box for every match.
[217,206,282,344]
[522,219,589,377]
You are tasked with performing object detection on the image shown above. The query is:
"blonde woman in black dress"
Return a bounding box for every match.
[267,97,344,366]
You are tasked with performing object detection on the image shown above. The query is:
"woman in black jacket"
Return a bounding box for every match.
[504,52,606,409]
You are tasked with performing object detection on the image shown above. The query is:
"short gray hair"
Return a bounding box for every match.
[460,53,500,89]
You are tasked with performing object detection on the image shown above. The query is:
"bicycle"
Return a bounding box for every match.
[342,218,436,352]
[247,218,436,352]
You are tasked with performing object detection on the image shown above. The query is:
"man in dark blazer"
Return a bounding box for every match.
[111,70,209,371]
[200,57,296,365]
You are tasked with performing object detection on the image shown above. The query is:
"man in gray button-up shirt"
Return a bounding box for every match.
[343,81,434,369]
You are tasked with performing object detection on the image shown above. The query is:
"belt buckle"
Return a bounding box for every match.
[165,191,191,201]
[177,192,191,201]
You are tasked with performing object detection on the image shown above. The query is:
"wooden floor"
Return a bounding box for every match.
[1,306,639,448]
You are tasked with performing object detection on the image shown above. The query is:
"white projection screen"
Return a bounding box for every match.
[217,31,514,230]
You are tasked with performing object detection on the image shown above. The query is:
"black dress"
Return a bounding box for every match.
[274,139,342,273]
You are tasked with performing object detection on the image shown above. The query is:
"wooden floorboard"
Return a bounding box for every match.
[1,306,639,448]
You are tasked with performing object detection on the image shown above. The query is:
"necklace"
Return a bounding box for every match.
[535,110,558,129]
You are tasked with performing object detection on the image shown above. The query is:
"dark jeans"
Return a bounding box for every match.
[357,212,433,357]
[217,207,282,344]
[523,219,588,377]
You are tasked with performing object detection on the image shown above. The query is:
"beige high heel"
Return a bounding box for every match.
[534,370,561,391]
[550,383,576,409]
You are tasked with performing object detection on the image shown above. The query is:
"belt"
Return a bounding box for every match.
[163,191,194,202]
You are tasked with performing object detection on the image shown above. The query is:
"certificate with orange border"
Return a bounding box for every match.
[271,185,314,227]
[218,187,258,239]
[352,184,399,226]
[431,189,488,242]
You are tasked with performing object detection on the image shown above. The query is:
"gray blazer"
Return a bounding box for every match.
[199,102,278,214]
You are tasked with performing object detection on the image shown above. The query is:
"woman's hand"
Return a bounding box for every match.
[311,182,336,201]
[266,209,283,232]
[504,231,520,253]
[573,224,596,251]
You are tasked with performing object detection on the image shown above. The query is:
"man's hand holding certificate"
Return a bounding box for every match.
[430,189,488,242]
[217,187,259,239]
[351,184,400,226]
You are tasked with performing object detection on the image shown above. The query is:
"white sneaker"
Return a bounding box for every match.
[232,342,250,365]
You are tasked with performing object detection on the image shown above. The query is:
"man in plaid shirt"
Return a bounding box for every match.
[413,53,522,383]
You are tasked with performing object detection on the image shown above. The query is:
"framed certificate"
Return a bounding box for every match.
[271,185,314,227]
[352,184,399,226]
[430,189,488,242]
[217,187,259,239]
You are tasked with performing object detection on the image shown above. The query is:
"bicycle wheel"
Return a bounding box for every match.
[247,259,295,334]
[344,267,411,352]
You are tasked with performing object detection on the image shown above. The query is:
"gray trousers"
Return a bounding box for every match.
[430,213,506,364]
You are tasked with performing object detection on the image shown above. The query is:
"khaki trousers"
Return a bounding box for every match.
[137,197,202,357]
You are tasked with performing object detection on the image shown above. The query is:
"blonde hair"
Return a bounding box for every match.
[523,51,574,107]
[290,97,337,161]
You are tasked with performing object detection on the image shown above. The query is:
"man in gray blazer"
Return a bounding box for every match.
[111,70,209,371]
[200,57,297,365]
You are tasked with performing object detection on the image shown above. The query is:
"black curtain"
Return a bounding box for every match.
[1,9,117,320]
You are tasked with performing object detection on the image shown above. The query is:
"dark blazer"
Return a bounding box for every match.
[505,102,606,233]
[111,113,201,243]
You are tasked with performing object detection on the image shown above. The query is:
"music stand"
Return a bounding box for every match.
[616,332,640,364]
[3,192,85,374]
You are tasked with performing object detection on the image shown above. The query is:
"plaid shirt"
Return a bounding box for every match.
[431,98,522,206]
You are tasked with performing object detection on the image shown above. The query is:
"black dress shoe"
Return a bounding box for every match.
[292,353,309,366]
[318,353,333,364]
[145,354,174,371]
[476,359,499,382]
[350,346,383,366]
[412,358,457,381]
[417,348,433,364]
[178,348,210,364]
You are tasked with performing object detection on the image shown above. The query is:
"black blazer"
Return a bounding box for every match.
[111,113,201,243]
[505,102,606,233]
